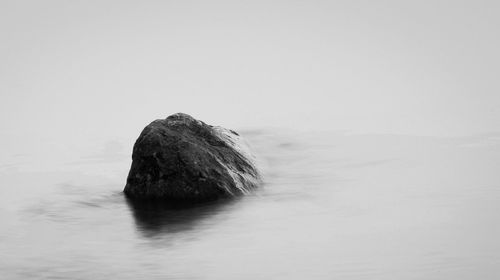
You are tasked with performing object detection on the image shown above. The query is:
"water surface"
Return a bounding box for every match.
[0,130,499,279]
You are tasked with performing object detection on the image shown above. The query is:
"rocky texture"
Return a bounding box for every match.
[124,113,261,203]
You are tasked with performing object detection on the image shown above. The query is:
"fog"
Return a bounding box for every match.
[1,1,499,279]
[1,0,499,144]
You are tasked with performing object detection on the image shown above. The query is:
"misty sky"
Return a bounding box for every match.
[1,0,499,148]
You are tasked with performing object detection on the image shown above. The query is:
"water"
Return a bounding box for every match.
[0,130,499,279]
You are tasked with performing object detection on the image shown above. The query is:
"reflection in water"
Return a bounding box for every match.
[125,196,238,237]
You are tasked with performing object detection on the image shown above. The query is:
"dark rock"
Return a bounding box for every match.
[124,113,261,203]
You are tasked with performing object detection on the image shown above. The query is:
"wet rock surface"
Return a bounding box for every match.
[124,113,261,203]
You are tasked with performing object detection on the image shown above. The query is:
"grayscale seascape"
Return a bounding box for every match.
[1,1,499,279]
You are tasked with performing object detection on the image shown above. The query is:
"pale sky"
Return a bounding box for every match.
[1,0,499,147]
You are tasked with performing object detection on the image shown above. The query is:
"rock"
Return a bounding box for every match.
[124,113,261,203]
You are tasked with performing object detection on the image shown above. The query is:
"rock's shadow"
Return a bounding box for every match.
[125,196,238,238]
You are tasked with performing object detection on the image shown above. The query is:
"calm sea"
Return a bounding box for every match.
[0,130,499,279]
